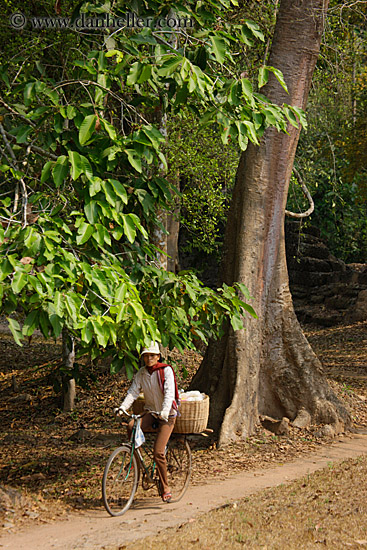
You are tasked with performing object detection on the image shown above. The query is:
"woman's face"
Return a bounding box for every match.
[143,353,160,368]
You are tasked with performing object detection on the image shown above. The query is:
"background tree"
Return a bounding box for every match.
[191,0,351,444]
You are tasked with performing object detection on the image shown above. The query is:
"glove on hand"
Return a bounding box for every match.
[114,406,127,417]
[159,409,169,422]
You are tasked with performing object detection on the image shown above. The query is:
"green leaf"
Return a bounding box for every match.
[230,314,244,331]
[76,222,94,245]
[138,64,152,83]
[136,189,154,213]
[126,149,142,173]
[240,120,259,145]
[158,151,167,171]
[287,105,307,129]
[22,310,39,337]
[268,66,289,93]
[80,155,93,179]
[115,283,127,302]
[52,156,69,187]
[210,35,227,64]
[67,105,77,119]
[235,122,249,150]
[64,294,78,322]
[228,82,241,106]
[91,318,109,347]
[142,125,165,149]
[81,320,93,344]
[127,62,142,85]
[41,161,54,183]
[0,259,13,281]
[39,310,50,338]
[221,122,232,145]
[79,114,97,145]
[68,150,83,180]
[112,226,124,240]
[28,274,44,295]
[110,356,123,374]
[129,213,148,239]
[15,125,33,144]
[7,317,23,346]
[239,25,254,47]
[88,176,103,196]
[54,291,64,316]
[95,223,111,246]
[101,180,117,206]
[105,49,121,58]
[100,118,117,140]
[244,19,264,41]
[241,78,255,108]
[68,151,93,180]
[284,105,299,128]
[24,82,36,106]
[84,199,98,224]
[92,225,104,246]
[74,59,97,74]
[11,271,27,294]
[108,179,128,204]
[109,322,117,345]
[49,313,63,338]
[122,214,136,243]
[0,69,10,89]
[258,66,269,88]
[241,302,258,318]
[157,56,182,77]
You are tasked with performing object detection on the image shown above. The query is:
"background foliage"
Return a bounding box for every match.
[2,0,296,384]
[287,1,367,263]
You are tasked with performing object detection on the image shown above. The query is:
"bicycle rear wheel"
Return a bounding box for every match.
[102,444,139,516]
[166,438,192,502]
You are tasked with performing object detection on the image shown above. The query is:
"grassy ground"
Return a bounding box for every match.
[0,320,367,535]
[125,455,367,550]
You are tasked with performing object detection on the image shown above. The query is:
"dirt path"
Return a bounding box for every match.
[1,432,367,550]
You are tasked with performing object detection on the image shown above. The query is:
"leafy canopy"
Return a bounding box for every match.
[0,0,298,377]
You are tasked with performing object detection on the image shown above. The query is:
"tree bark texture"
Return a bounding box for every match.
[62,328,76,412]
[167,174,181,273]
[191,0,351,444]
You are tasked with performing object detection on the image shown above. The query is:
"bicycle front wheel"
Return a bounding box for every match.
[166,438,192,502]
[102,445,139,516]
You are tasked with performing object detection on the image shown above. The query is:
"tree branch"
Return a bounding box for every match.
[285,168,314,218]
[0,97,37,128]
[0,122,28,226]
[3,129,58,160]
[52,80,150,125]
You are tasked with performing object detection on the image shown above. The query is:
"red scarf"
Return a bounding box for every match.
[147,362,180,410]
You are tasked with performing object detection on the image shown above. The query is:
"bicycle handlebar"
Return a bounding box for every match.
[116,409,161,420]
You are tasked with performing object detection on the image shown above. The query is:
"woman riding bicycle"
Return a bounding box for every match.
[115,342,179,503]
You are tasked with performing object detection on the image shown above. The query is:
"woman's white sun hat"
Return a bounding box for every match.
[141,341,160,355]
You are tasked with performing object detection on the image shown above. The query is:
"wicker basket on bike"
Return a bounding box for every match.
[132,393,209,434]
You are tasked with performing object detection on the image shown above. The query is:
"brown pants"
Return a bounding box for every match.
[128,413,176,496]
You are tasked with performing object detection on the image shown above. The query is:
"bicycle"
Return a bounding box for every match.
[102,411,192,516]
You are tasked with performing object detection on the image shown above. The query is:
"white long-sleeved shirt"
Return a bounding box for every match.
[121,366,175,415]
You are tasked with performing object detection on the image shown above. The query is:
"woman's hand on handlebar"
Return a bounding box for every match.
[114,406,128,417]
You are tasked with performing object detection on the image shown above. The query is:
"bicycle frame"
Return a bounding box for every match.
[102,410,193,516]
[126,412,159,486]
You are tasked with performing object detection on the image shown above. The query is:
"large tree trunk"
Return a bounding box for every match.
[191,0,351,444]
